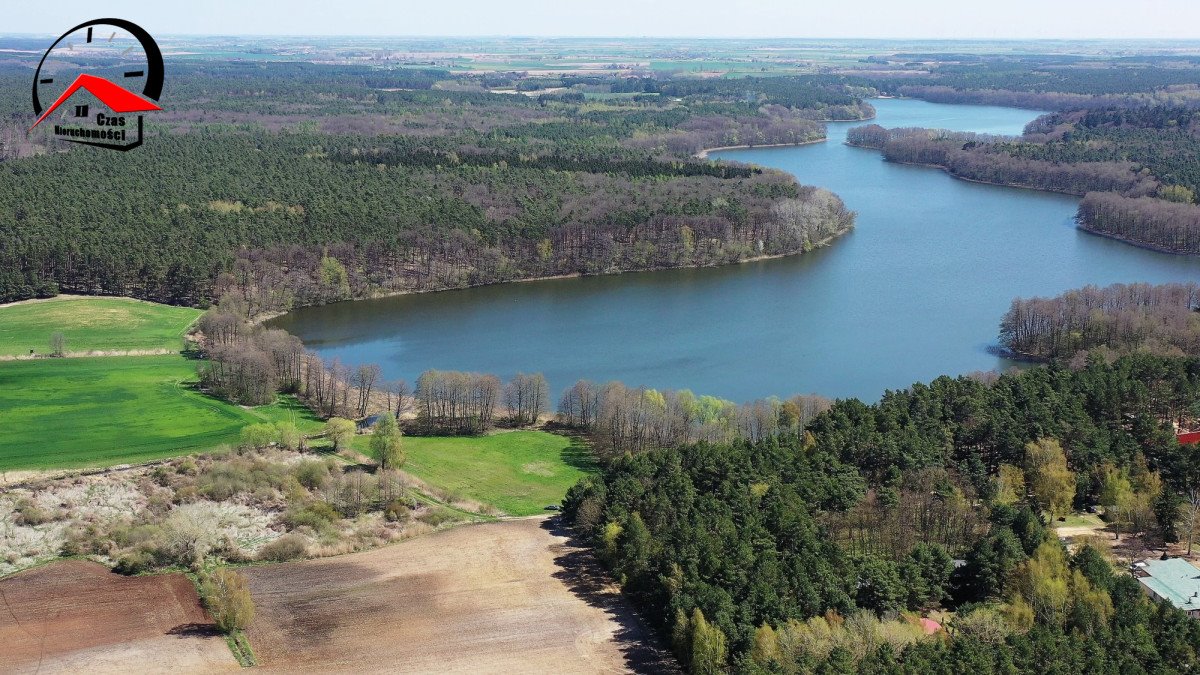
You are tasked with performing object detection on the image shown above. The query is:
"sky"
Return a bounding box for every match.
[6,0,1200,40]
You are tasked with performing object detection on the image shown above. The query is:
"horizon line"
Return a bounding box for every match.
[4,32,1200,42]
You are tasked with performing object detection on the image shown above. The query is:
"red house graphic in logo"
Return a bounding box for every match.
[29,73,160,131]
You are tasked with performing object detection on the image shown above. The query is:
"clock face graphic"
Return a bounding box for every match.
[30,18,164,150]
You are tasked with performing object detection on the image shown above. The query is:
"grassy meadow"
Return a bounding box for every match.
[356,431,596,516]
[0,297,309,471]
[0,355,259,470]
[0,297,201,356]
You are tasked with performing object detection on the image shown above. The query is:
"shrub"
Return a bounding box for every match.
[326,470,378,517]
[60,524,102,556]
[257,533,308,562]
[383,498,411,522]
[151,465,173,487]
[275,422,302,451]
[418,508,458,527]
[161,503,225,568]
[292,460,331,490]
[323,417,356,451]
[113,550,157,575]
[13,498,52,526]
[174,484,200,504]
[200,568,256,633]
[283,501,340,533]
[240,423,278,449]
[197,457,289,501]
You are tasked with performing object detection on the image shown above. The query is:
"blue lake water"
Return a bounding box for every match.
[272,98,1200,402]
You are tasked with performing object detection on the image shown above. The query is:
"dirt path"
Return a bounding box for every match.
[0,348,176,361]
[243,516,677,674]
[0,560,238,674]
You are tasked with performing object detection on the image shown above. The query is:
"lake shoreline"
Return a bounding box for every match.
[847,143,1197,257]
[695,138,825,160]
[1075,224,1200,256]
[693,111,879,160]
[257,229,852,325]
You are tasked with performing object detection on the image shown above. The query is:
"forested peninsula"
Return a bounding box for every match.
[999,282,1200,362]
[0,66,866,309]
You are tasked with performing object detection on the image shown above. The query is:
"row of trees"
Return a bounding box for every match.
[197,304,400,419]
[564,353,1200,672]
[198,305,565,435]
[557,379,831,456]
[196,302,851,453]
[999,281,1200,360]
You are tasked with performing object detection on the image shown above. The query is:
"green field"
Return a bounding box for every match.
[0,355,306,471]
[0,297,599,507]
[357,431,596,516]
[0,297,201,356]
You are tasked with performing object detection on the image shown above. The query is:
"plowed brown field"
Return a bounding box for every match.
[0,560,238,674]
[243,517,676,674]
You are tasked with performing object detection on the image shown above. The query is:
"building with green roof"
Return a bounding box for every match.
[1133,558,1200,619]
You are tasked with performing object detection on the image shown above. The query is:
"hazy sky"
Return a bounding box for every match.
[7,0,1200,40]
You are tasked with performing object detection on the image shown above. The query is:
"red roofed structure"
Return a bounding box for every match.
[1179,431,1200,445]
[30,73,160,131]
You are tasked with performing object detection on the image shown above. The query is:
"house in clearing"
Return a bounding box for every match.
[1132,558,1200,619]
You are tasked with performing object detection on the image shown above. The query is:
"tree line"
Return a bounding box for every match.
[564,353,1200,672]
[1000,282,1200,361]
[557,379,831,457]
[195,301,843,451]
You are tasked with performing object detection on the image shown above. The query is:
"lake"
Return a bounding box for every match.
[270,98,1200,402]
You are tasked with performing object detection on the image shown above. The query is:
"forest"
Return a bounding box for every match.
[564,353,1200,672]
[0,63,861,307]
[999,282,1200,361]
